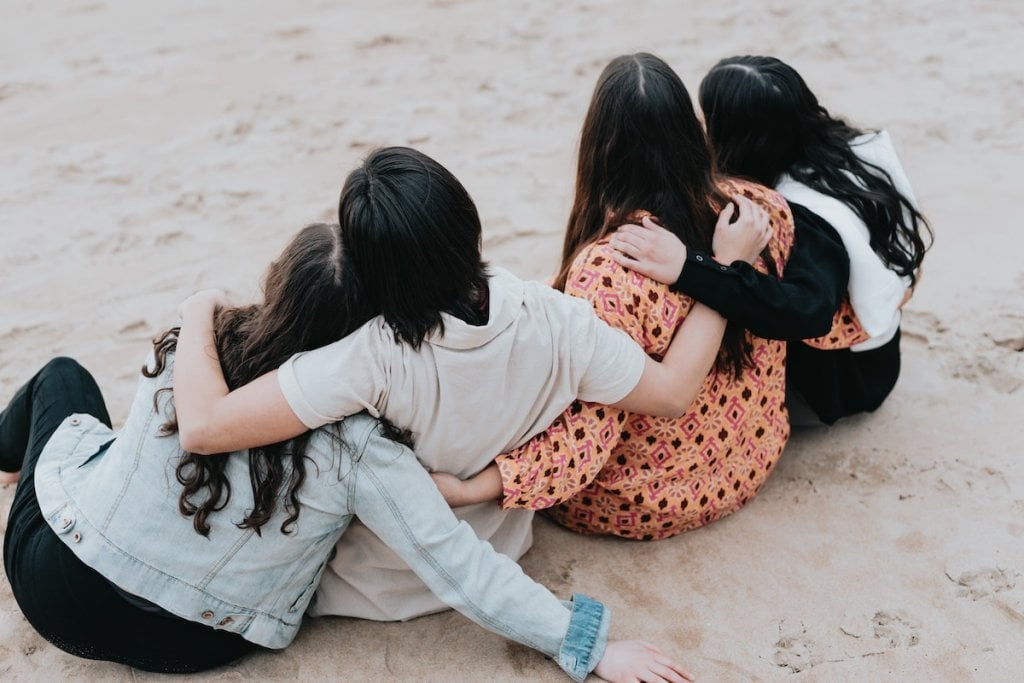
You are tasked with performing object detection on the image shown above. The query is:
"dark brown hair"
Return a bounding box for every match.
[144,223,372,536]
[559,52,754,377]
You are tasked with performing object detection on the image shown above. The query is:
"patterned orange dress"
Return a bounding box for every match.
[494,179,796,540]
[803,298,870,350]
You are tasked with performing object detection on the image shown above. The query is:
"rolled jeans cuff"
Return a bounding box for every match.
[557,593,610,682]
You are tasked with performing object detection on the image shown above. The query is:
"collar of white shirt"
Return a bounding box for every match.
[428,267,524,350]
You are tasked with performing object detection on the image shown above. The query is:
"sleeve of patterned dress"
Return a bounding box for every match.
[496,244,653,510]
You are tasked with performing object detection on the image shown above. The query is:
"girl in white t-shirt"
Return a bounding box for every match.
[172,146,769,680]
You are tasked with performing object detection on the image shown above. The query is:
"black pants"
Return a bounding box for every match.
[786,329,902,425]
[1,358,256,673]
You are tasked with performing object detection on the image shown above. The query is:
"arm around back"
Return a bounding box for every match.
[174,292,308,454]
[611,302,726,418]
[568,244,726,420]
[347,417,608,681]
[672,203,848,340]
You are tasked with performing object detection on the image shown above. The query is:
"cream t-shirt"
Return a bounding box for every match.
[278,267,646,620]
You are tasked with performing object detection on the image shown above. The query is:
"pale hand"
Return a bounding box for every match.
[178,288,231,318]
[595,640,695,683]
[712,195,772,265]
[609,216,687,285]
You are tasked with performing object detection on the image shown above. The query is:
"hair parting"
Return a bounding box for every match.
[699,55,932,284]
[143,223,371,536]
[561,52,760,377]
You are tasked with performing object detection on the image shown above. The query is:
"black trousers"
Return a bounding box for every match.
[786,329,902,425]
[1,358,256,673]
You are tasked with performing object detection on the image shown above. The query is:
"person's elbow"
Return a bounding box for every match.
[177,420,224,455]
[799,304,836,339]
[645,394,692,419]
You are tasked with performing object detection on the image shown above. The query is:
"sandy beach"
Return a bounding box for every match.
[2,0,1023,680]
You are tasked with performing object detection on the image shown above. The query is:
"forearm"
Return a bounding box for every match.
[673,255,818,338]
[674,206,848,340]
[658,302,727,407]
[172,300,307,454]
[611,302,726,418]
[444,464,503,507]
[354,428,608,680]
[174,301,231,453]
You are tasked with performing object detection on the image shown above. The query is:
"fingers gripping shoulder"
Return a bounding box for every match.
[720,178,796,269]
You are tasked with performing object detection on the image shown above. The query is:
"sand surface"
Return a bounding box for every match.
[2,1,1023,680]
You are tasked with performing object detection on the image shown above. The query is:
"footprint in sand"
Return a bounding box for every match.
[772,623,820,673]
[970,309,1024,393]
[986,311,1024,354]
[0,82,47,103]
[909,304,1024,394]
[840,609,920,656]
[949,567,1017,600]
[356,34,407,50]
[272,26,310,40]
[900,310,948,347]
[870,610,921,648]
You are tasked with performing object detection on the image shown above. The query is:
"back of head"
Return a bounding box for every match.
[561,52,723,288]
[563,53,757,377]
[698,55,819,186]
[149,222,368,537]
[218,222,369,389]
[339,146,488,348]
[700,55,931,282]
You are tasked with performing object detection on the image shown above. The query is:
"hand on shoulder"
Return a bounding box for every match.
[178,288,232,318]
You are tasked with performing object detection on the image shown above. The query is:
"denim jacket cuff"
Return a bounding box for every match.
[557,593,610,682]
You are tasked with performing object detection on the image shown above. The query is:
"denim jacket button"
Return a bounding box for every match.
[71,531,82,543]
[69,416,81,427]
[201,610,215,620]
[218,616,234,626]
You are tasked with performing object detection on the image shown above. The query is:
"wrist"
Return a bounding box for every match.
[180,300,218,323]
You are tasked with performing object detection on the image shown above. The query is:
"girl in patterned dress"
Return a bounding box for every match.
[602,57,934,425]
[434,53,797,540]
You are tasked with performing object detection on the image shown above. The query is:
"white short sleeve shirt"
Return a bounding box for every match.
[277,267,646,620]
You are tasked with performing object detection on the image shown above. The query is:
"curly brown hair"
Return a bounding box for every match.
[144,223,372,536]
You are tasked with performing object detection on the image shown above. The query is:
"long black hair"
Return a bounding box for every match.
[699,55,931,284]
[338,146,490,349]
[145,223,372,536]
[560,52,754,378]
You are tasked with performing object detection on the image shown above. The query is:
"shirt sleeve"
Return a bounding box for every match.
[349,422,609,681]
[277,323,389,429]
[672,203,849,341]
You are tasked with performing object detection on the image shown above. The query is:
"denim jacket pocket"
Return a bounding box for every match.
[75,437,116,468]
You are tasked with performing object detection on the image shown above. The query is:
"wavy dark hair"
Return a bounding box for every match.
[699,55,931,284]
[558,52,758,378]
[144,223,371,536]
[339,146,490,349]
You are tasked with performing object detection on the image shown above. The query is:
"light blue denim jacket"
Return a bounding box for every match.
[33,357,608,681]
